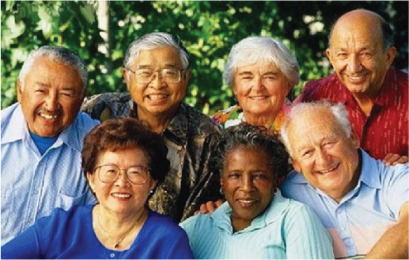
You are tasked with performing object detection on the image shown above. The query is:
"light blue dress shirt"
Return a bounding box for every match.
[180,190,334,259]
[281,149,409,258]
[1,103,99,245]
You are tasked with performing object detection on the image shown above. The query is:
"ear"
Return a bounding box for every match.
[17,81,23,103]
[149,179,158,192]
[185,69,192,82]
[122,68,131,87]
[87,172,96,192]
[291,158,302,173]
[326,48,334,64]
[385,46,397,68]
[349,130,360,149]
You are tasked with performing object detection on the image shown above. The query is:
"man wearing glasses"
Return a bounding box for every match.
[82,32,222,223]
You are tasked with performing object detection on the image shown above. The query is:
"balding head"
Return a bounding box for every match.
[329,9,394,50]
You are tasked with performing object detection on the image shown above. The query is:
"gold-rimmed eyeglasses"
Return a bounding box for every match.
[94,164,149,185]
[127,68,186,84]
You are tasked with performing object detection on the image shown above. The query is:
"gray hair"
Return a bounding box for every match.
[280,101,352,156]
[223,36,299,87]
[123,32,191,70]
[19,45,88,90]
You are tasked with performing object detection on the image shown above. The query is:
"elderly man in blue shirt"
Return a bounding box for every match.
[1,46,99,245]
[280,101,408,259]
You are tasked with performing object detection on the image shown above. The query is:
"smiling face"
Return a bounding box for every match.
[233,61,290,120]
[288,108,360,202]
[17,56,85,137]
[326,10,396,98]
[221,146,276,231]
[123,46,190,120]
[87,148,157,216]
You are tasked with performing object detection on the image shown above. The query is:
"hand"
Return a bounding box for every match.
[382,153,408,166]
[196,200,223,214]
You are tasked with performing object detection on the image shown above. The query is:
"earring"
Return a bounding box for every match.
[149,190,154,194]
[219,188,224,195]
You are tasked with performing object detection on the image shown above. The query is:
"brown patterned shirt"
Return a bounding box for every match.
[81,93,223,222]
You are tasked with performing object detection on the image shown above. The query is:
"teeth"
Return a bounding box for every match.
[319,164,338,174]
[349,75,365,81]
[250,97,266,100]
[40,113,58,120]
[149,95,168,100]
[112,193,131,198]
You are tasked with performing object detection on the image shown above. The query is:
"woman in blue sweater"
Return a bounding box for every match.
[2,118,193,259]
[180,123,334,259]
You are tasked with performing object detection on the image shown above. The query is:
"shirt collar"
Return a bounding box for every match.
[356,149,381,189]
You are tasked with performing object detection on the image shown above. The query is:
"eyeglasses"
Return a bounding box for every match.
[94,164,149,185]
[127,68,185,84]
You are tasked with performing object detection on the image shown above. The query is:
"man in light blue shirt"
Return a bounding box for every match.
[1,46,99,245]
[280,101,408,259]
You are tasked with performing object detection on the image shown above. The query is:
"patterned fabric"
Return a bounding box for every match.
[298,67,408,160]
[81,93,223,222]
[281,149,409,258]
[211,100,290,134]
[1,103,99,245]
[1,205,194,259]
[180,190,334,259]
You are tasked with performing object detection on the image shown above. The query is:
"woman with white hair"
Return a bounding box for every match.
[212,36,299,134]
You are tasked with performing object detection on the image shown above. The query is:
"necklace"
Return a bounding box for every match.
[96,207,145,249]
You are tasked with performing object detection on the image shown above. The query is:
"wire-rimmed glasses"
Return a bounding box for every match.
[126,68,185,84]
[94,164,149,185]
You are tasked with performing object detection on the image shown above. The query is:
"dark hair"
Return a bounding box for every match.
[82,118,170,184]
[210,123,289,182]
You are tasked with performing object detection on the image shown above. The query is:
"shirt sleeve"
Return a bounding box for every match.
[283,202,335,259]
[1,221,43,259]
[383,163,409,218]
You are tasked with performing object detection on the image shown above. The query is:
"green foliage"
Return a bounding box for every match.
[2,1,408,115]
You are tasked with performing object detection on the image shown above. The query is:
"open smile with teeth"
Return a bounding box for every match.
[348,74,367,82]
[316,163,340,174]
[112,193,131,199]
[148,94,169,101]
[39,113,59,120]
[237,199,258,207]
[250,96,268,101]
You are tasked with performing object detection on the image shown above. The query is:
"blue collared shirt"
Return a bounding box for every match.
[281,149,409,258]
[1,103,99,245]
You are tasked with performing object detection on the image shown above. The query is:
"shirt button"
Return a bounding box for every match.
[110,253,115,258]
[337,208,343,213]
[341,226,346,230]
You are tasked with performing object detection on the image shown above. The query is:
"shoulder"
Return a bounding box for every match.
[146,211,188,236]
[1,103,19,125]
[300,74,342,101]
[182,103,222,136]
[81,92,132,121]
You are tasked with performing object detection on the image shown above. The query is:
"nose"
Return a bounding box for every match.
[114,170,131,187]
[316,148,331,165]
[347,55,362,73]
[44,93,60,111]
[149,71,165,89]
[252,76,264,91]
[240,176,255,192]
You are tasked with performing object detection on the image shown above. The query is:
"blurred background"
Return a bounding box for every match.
[2,1,408,115]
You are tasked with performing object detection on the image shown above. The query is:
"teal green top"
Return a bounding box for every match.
[180,190,334,259]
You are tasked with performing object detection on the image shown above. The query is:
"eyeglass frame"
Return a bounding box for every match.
[125,67,187,84]
[93,163,150,185]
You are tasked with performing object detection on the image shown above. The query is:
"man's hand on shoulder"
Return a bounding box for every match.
[196,200,223,215]
[382,153,408,166]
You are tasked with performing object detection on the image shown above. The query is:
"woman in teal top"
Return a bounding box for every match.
[180,123,334,259]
